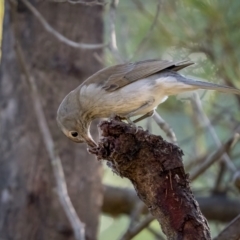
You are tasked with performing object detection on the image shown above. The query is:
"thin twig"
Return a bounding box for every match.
[190,133,240,181]
[120,202,145,239]
[233,171,240,191]
[123,201,164,240]
[9,3,86,238]
[93,52,105,65]
[120,214,155,240]
[16,42,86,240]
[132,0,155,20]
[152,111,177,144]
[108,0,124,63]
[128,202,145,230]
[185,151,210,172]
[188,42,240,106]
[179,103,238,146]
[146,227,165,240]
[130,0,162,60]
[15,40,86,240]
[213,161,226,193]
[191,92,237,173]
[20,0,107,49]
[51,0,107,6]
[213,214,240,240]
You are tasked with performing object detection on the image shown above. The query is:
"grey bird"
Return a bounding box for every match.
[57,59,240,147]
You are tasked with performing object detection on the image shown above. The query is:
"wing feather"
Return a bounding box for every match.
[84,59,194,92]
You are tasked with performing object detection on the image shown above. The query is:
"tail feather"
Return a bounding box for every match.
[179,77,240,95]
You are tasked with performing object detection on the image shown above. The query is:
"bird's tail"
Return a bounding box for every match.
[178,76,240,95]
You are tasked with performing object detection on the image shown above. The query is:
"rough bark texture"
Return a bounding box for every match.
[0,1,103,240]
[102,185,240,222]
[92,119,211,240]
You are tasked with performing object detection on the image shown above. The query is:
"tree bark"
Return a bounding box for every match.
[92,119,211,240]
[0,1,103,240]
[102,185,240,222]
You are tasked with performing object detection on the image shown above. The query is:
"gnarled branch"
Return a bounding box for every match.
[91,119,211,240]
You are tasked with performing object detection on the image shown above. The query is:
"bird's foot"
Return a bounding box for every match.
[110,113,138,132]
[125,117,138,133]
[109,113,124,122]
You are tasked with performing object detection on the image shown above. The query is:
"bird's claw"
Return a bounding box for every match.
[110,114,139,133]
[125,117,139,133]
[110,113,124,122]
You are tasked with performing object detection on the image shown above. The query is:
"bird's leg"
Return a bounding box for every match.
[124,116,135,126]
[125,99,155,123]
[124,100,155,132]
[110,112,125,122]
[133,110,154,123]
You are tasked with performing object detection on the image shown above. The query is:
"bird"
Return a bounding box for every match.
[57,59,240,147]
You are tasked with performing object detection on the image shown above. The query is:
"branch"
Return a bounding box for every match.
[190,133,240,181]
[120,214,155,240]
[213,161,227,193]
[14,38,86,240]
[189,44,240,106]
[124,202,144,231]
[214,214,240,240]
[20,0,107,49]
[120,202,146,240]
[51,0,107,6]
[91,119,211,239]
[191,92,238,173]
[179,103,238,147]
[10,4,86,238]
[146,227,165,240]
[233,171,240,191]
[102,185,240,222]
[130,0,161,60]
[152,111,178,144]
[108,0,124,63]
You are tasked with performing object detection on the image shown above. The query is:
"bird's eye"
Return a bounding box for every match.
[70,131,78,137]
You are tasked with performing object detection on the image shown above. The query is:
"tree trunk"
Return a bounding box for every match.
[0,1,103,240]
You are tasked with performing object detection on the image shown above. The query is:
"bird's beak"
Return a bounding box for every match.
[84,135,97,148]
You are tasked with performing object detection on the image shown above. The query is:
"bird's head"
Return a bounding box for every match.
[56,91,96,147]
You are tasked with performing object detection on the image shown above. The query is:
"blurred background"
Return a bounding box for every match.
[0,0,240,239]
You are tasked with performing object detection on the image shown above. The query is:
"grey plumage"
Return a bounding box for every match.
[57,59,240,147]
[158,70,240,95]
[177,74,240,95]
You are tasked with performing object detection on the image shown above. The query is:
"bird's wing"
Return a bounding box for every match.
[95,59,194,91]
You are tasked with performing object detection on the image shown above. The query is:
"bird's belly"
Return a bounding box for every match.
[110,79,169,116]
